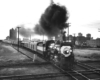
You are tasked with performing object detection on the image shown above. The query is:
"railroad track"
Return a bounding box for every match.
[1,63,100,80]
[67,61,100,80]
[52,61,100,80]
[0,73,71,80]
[82,61,100,69]
[2,45,100,80]
[0,62,51,68]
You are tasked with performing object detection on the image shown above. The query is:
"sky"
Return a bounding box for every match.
[0,0,100,40]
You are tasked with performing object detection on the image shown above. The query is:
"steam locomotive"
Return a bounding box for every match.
[3,39,74,69]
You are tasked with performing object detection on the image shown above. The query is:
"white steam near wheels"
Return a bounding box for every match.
[61,46,72,57]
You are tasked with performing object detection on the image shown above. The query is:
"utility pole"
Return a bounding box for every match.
[17,27,21,52]
[30,35,31,43]
[68,26,69,41]
[98,28,100,38]
[73,33,76,45]
[30,35,31,41]
[29,35,31,48]
[68,23,71,41]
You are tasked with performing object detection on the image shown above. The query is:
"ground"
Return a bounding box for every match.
[0,43,60,77]
[0,42,100,79]
[0,43,32,65]
[73,48,100,61]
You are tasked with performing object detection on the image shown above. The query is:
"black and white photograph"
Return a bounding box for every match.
[0,0,100,80]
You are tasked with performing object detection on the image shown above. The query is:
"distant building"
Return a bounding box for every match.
[9,28,17,40]
[6,36,10,40]
[86,39,100,47]
[78,33,83,37]
[86,33,91,40]
[65,35,74,42]
[75,36,86,46]
[96,38,100,41]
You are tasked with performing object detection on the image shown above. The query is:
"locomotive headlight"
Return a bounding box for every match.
[63,50,68,54]
[61,46,72,57]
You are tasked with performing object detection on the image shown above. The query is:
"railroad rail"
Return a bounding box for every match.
[0,73,71,80]
[0,62,51,68]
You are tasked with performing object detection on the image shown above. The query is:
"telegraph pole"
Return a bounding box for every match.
[17,27,21,51]
[73,33,76,45]
[30,35,31,43]
[68,23,71,41]
[68,26,69,40]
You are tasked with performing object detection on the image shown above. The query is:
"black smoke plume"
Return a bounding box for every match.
[34,24,45,35]
[35,3,69,37]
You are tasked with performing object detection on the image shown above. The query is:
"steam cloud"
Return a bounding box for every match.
[18,26,34,38]
[34,3,69,38]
